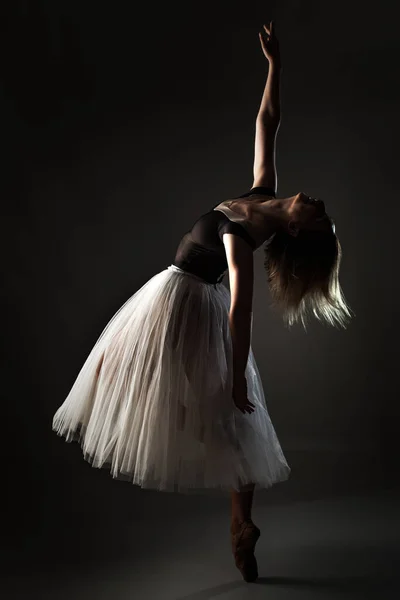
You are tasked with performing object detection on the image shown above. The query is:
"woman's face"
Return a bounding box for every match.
[288,192,332,233]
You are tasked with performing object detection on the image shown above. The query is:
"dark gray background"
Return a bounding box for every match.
[2,0,399,591]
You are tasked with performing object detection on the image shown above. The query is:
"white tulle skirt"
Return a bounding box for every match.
[52,264,291,494]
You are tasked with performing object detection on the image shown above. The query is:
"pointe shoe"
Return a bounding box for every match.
[230,519,261,583]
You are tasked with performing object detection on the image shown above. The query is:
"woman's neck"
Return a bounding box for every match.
[236,197,289,242]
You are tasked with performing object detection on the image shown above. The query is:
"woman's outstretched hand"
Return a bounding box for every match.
[259,21,281,66]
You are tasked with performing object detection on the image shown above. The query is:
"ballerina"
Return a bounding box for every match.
[52,20,352,583]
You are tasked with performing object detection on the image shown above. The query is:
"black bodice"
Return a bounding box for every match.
[172,186,276,284]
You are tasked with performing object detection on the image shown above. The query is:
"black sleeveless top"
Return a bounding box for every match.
[172,186,276,284]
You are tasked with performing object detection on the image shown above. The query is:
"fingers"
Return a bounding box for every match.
[263,20,274,36]
[259,22,272,50]
[240,401,256,415]
[238,406,254,414]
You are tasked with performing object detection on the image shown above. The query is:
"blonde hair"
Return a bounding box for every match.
[263,221,353,329]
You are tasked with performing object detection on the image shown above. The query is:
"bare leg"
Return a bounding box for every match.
[230,482,256,531]
[230,482,260,582]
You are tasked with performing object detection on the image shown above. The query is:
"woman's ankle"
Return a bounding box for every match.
[231,516,251,530]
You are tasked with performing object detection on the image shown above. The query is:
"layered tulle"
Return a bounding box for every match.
[52,264,290,494]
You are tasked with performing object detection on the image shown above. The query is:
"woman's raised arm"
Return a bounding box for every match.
[252,21,282,191]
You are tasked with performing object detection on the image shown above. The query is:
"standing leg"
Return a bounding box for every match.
[230,482,255,529]
[230,482,261,583]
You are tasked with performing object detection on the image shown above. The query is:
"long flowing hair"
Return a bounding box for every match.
[263,218,353,329]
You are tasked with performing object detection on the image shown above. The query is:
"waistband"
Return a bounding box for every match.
[167,264,224,286]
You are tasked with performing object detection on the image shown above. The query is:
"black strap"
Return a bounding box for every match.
[211,186,276,210]
[236,186,276,198]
